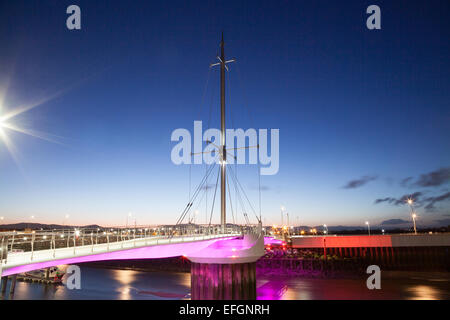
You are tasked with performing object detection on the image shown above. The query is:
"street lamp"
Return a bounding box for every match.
[365,221,371,236]
[194,210,199,224]
[406,197,417,235]
[323,224,328,235]
[63,214,69,228]
[29,215,35,230]
[280,206,285,226]
[382,229,385,235]
[126,212,132,228]
[412,213,417,235]
[286,212,290,236]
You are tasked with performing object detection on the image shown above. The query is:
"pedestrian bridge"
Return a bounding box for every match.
[0,225,268,277]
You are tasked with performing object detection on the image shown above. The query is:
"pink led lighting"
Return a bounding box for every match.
[3,237,239,276]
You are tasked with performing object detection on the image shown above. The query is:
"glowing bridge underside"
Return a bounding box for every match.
[2,234,238,276]
[2,235,279,277]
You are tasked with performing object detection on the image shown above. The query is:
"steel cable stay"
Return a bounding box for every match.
[258,154,262,223]
[226,173,236,225]
[206,65,217,132]
[226,168,246,223]
[226,65,262,225]
[226,167,250,226]
[235,61,256,130]
[228,164,261,224]
[175,161,217,226]
[190,176,212,224]
[178,36,261,233]
[195,66,212,121]
[178,59,215,228]
[207,165,221,227]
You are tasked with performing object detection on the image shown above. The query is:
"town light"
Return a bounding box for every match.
[412,213,417,235]
[407,197,417,235]
[365,221,371,236]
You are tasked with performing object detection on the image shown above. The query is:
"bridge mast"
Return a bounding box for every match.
[220,33,226,232]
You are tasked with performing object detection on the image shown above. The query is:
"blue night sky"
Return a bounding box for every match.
[0,0,449,228]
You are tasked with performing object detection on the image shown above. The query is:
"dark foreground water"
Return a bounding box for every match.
[3,267,449,300]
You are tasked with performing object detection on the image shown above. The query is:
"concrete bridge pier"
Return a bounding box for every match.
[191,262,256,300]
[187,229,264,300]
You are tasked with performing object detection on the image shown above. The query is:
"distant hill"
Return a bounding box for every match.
[0,223,103,231]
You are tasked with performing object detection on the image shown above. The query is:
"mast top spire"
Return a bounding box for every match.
[208,33,235,231]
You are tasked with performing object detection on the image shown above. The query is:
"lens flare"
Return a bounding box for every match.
[0,92,66,170]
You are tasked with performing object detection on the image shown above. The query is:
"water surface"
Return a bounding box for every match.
[3,267,449,300]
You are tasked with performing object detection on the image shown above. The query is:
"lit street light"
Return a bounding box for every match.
[28,215,35,230]
[412,213,417,235]
[126,212,133,228]
[323,224,328,234]
[63,214,70,228]
[365,221,371,236]
[406,197,418,235]
[280,206,285,226]
[194,210,199,224]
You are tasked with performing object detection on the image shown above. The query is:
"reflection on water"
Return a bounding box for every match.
[257,272,450,300]
[112,269,138,299]
[3,267,191,300]
[407,285,440,300]
[2,267,449,300]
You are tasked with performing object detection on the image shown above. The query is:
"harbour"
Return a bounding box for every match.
[1,266,448,300]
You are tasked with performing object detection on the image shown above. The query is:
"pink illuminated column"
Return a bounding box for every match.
[190,262,256,300]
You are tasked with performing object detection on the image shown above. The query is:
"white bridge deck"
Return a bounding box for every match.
[1,233,241,277]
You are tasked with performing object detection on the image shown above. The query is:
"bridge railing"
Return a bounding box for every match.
[0,224,249,264]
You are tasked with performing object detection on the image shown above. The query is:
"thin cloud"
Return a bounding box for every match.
[375,191,450,212]
[423,191,450,210]
[374,192,423,206]
[434,218,450,225]
[401,167,450,188]
[400,177,413,187]
[343,175,377,189]
[415,167,450,187]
